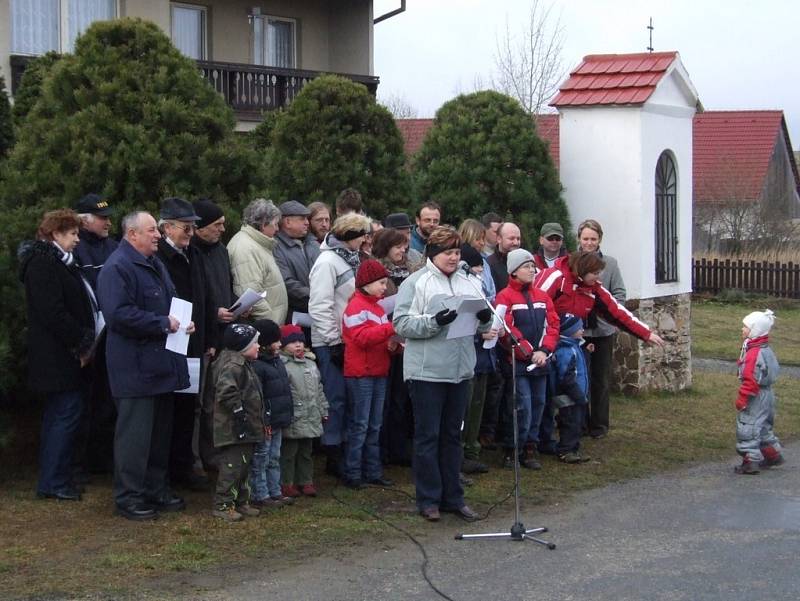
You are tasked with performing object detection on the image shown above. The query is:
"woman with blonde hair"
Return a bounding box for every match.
[458,218,496,302]
[309,212,372,477]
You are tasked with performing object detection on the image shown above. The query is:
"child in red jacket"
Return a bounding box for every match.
[341,259,396,489]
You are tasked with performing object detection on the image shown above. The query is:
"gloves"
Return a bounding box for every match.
[434,308,458,326]
[233,407,248,440]
[329,343,345,369]
[735,395,749,412]
[476,308,492,324]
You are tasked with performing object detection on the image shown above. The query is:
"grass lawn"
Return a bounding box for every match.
[2,371,800,600]
[691,297,800,365]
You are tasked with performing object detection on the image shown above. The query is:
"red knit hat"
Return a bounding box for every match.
[280,324,305,346]
[355,259,389,288]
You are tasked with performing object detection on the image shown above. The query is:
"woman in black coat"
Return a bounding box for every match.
[20,209,97,501]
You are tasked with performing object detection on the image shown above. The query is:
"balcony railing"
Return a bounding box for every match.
[198,61,379,121]
[9,55,379,121]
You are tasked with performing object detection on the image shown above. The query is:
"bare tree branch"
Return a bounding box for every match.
[379,92,419,119]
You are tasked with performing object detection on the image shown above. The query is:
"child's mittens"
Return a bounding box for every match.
[233,407,249,439]
[735,394,749,412]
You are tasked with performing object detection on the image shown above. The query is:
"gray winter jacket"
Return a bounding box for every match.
[583,252,626,338]
[308,235,356,347]
[393,259,490,383]
[281,350,328,439]
[273,231,320,314]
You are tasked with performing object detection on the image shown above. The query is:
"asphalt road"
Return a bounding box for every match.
[186,445,800,601]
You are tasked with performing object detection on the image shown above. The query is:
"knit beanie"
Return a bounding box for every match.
[223,323,259,352]
[355,259,389,288]
[280,324,305,346]
[253,319,281,346]
[459,243,483,268]
[742,309,775,338]
[193,199,224,229]
[559,313,583,338]
[507,248,535,276]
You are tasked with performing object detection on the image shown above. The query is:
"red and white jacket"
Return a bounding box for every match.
[342,290,395,378]
[495,278,560,362]
[735,335,772,411]
[534,256,653,342]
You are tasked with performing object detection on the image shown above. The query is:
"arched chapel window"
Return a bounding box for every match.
[655,151,678,283]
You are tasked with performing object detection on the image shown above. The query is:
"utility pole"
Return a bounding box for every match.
[647,18,654,52]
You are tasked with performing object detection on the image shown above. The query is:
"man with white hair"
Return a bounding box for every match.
[74,193,118,290]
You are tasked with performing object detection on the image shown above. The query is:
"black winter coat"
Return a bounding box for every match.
[156,238,217,356]
[253,352,294,429]
[190,236,234,341]
[19,241,95,393]
[74,229,119,290]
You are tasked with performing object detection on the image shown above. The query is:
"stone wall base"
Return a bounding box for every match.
[611,292,692,395]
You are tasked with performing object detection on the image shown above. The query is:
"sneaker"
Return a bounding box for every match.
[212,506,243,522]
[282,484,301,498]
[420,506,441,522]
[521,447,542,470]
[558,452,582,464]
[236,504,261,517]
[734,461,760,475]
[300,484,318,497]
[366,477,394,487]
[502,452,515,470]
[459,472,474,487]
[343,479,364,490]
[272,495,295,506]
[577,452,592,463]
[759,454,785,468]
[461,458,489,474]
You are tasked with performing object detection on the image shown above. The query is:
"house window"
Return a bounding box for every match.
[171,3,207,60]
[655,150,678,283]
[11,0,116,55]
[252,15,296,68]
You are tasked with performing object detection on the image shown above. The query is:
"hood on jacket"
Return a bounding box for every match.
[320,232,349,251]
[18,239,64,282]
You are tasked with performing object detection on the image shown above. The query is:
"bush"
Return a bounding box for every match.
[0,18,264,397]
[11,52,62,126]
[413,90,569,245]
[259,74,411,218]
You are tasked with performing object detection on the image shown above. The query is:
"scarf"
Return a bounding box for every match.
[384,261,410,282]
[331,245,361,272]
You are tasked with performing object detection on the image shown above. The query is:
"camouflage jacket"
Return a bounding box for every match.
[209,349,265,448]
[280,350,328,439]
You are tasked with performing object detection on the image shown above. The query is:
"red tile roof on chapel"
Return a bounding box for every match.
[551,51,678,107]
[693,110,797,203]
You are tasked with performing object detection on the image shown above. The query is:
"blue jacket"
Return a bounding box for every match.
[97,239,189,398]
[75,229,119,290]
[550,336,589,404]
[254,351,294,429]
[409,226,426,253]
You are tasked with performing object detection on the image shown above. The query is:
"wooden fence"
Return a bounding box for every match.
[692,258,800,298]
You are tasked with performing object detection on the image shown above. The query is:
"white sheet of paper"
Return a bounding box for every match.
[445,297,486,339]
[177,357,201,394]
[378,294,397,315]
[291,311,313,328]
[166,297,193,355]
[483,304,507,349]
[230,288,267,318]
[95,311,106,339]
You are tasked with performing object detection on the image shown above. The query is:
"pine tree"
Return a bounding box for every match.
[11,52,62,125]
[413,90,568,245]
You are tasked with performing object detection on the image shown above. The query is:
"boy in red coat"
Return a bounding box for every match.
[341,259,396,489]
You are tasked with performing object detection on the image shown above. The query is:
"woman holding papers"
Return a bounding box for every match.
[393,226,493,523]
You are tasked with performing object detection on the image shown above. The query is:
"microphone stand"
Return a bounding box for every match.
[455,266,555,549]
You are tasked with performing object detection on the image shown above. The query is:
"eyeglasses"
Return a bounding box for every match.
[546,235,563,242]
[169,222,195,234]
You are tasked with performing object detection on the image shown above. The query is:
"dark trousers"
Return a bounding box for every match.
[556,404,585,455]
[38,389,84,495]
[280,438,314,486]
[463,374,487,460]
[409,379,469,511]
[170,391,198,477]
[314,345,347,447]
[381,354,414,465]
[214,443,254,509]
[113,394,174,507]
[73,338,115,475]
[479,369,504,439]
[585,334,615,435]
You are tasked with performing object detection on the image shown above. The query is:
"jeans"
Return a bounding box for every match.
[556,403,585,455]
[250,429,283,501]
[409,379,470,511]
[344,377,387,482]
[513,374,547,448]
[38,389,84,494]
[314,346,348,446]
[113,394,174,507]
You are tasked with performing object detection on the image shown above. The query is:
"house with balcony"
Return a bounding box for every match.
[0,0,392,129]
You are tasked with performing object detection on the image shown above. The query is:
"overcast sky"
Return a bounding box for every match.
[373,0,800,149]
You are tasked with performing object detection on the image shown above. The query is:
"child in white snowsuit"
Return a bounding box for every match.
[734,309,784,474]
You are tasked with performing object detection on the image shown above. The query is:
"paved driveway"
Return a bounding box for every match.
[189,445,800,601]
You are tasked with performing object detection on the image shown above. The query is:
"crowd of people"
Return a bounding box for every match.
[21,189,669,523]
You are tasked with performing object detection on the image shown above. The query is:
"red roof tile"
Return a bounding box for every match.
[693,110,797,203]
[552,51,678,108]
[395,114,561,169]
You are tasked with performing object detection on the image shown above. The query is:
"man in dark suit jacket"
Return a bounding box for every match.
[97,211,193,521]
